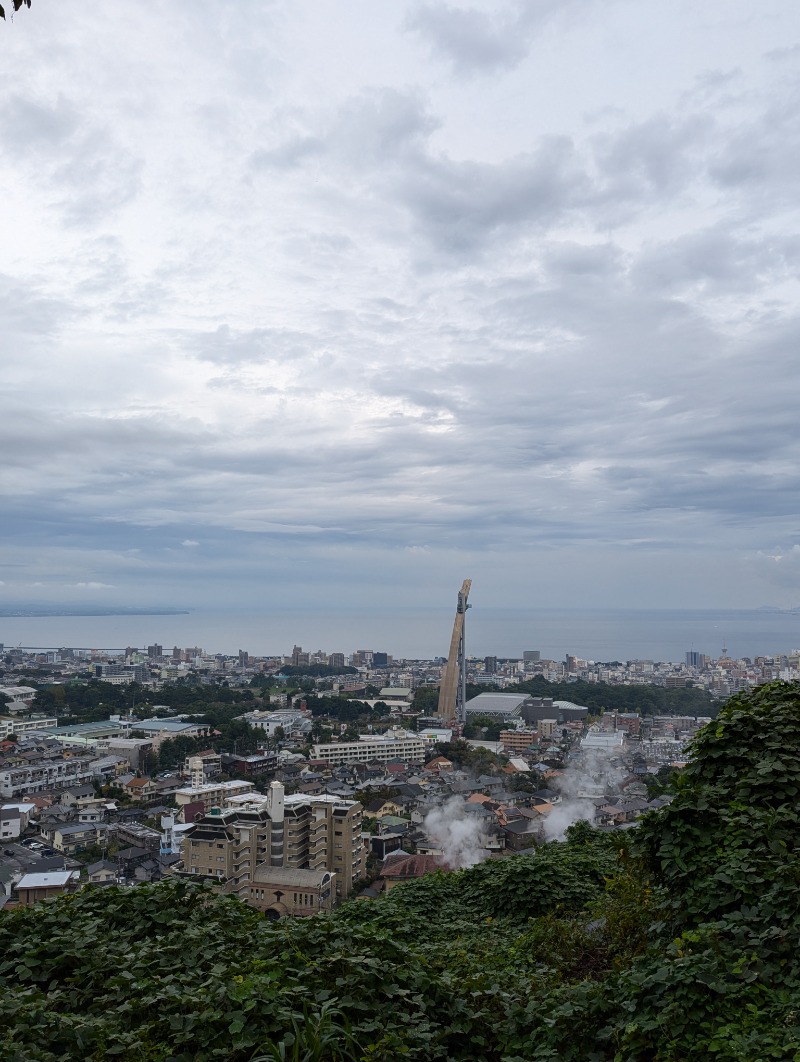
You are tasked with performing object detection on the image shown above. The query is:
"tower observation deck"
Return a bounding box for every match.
[437,579,471,723]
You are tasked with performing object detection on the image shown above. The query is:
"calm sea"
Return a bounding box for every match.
[2,608,800,663]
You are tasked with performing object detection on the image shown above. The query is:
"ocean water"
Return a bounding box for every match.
[2,607,799,663]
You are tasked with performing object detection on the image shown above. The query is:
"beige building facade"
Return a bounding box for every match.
[247,865,335,918]
[180,782,363,908]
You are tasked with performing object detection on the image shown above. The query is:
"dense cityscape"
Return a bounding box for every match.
[2,615,799,912]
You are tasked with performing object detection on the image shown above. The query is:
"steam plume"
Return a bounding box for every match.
[424,797,488,869]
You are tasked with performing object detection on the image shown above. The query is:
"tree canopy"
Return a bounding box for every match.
[509,674,719,716]
[0,0,31,22]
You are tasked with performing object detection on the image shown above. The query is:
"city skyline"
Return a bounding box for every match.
[2,2,800,614]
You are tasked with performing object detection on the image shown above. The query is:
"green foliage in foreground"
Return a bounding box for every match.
[2,681,800,1061]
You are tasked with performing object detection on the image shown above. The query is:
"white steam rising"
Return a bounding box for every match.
[541,799,595,841]
[424,797,488,870]
[542,746,623,841]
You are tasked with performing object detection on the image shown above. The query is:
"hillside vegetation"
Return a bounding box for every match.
[2,681,799,1061]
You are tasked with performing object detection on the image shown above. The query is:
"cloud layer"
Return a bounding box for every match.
[1,0,799,616]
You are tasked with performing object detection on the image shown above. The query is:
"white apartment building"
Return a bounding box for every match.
[312,728,425,766]
[0,716,58,740]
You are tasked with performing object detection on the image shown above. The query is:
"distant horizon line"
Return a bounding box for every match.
[1,604,799,618]
[0,608,192,618]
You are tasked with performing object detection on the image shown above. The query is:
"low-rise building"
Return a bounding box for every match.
[247,865,335,918]
[42,822,102,854]
[114,821,162,852]
[105,738,154,770]
[42,720,130,743]
[0,716,58,740]
[239,709,310,738]
[123,777,158,802]
[86,859,118,884]
[0,686,39,713]
[379,853,444,892]
[220,751,278,778]
[0,802,36,835]
[13,870,80,906]
[133,719,212,747]
[0,806,22,840]
[173,779,256,811]
[312,728,425,767]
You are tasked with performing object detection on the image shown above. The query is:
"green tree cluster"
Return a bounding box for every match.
[509,675,719,716]
[304,694,385,724]
[461,713,503,740]
[276,664,358,678]
[434,738,504,774]
[412,682,485,715]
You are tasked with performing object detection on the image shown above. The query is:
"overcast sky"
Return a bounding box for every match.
[2,0,800,616]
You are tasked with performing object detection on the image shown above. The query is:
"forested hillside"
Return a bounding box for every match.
[2,682,799,1061]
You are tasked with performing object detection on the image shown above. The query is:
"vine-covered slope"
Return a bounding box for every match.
[2,681,799,1061]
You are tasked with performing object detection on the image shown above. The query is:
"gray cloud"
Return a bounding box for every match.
[0,94,79,149]
[0,92,142,227]
[0,1,798,615]
[405,0,591,75]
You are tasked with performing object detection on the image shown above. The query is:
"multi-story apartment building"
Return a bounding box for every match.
[0,756,97,799]
[183,750,223,784]
[283,793,363,901]
[183,801,284,888]
[180,783,363,909]
[499,728,539,753]
[94,663,148,683]
[311,728,425,766]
